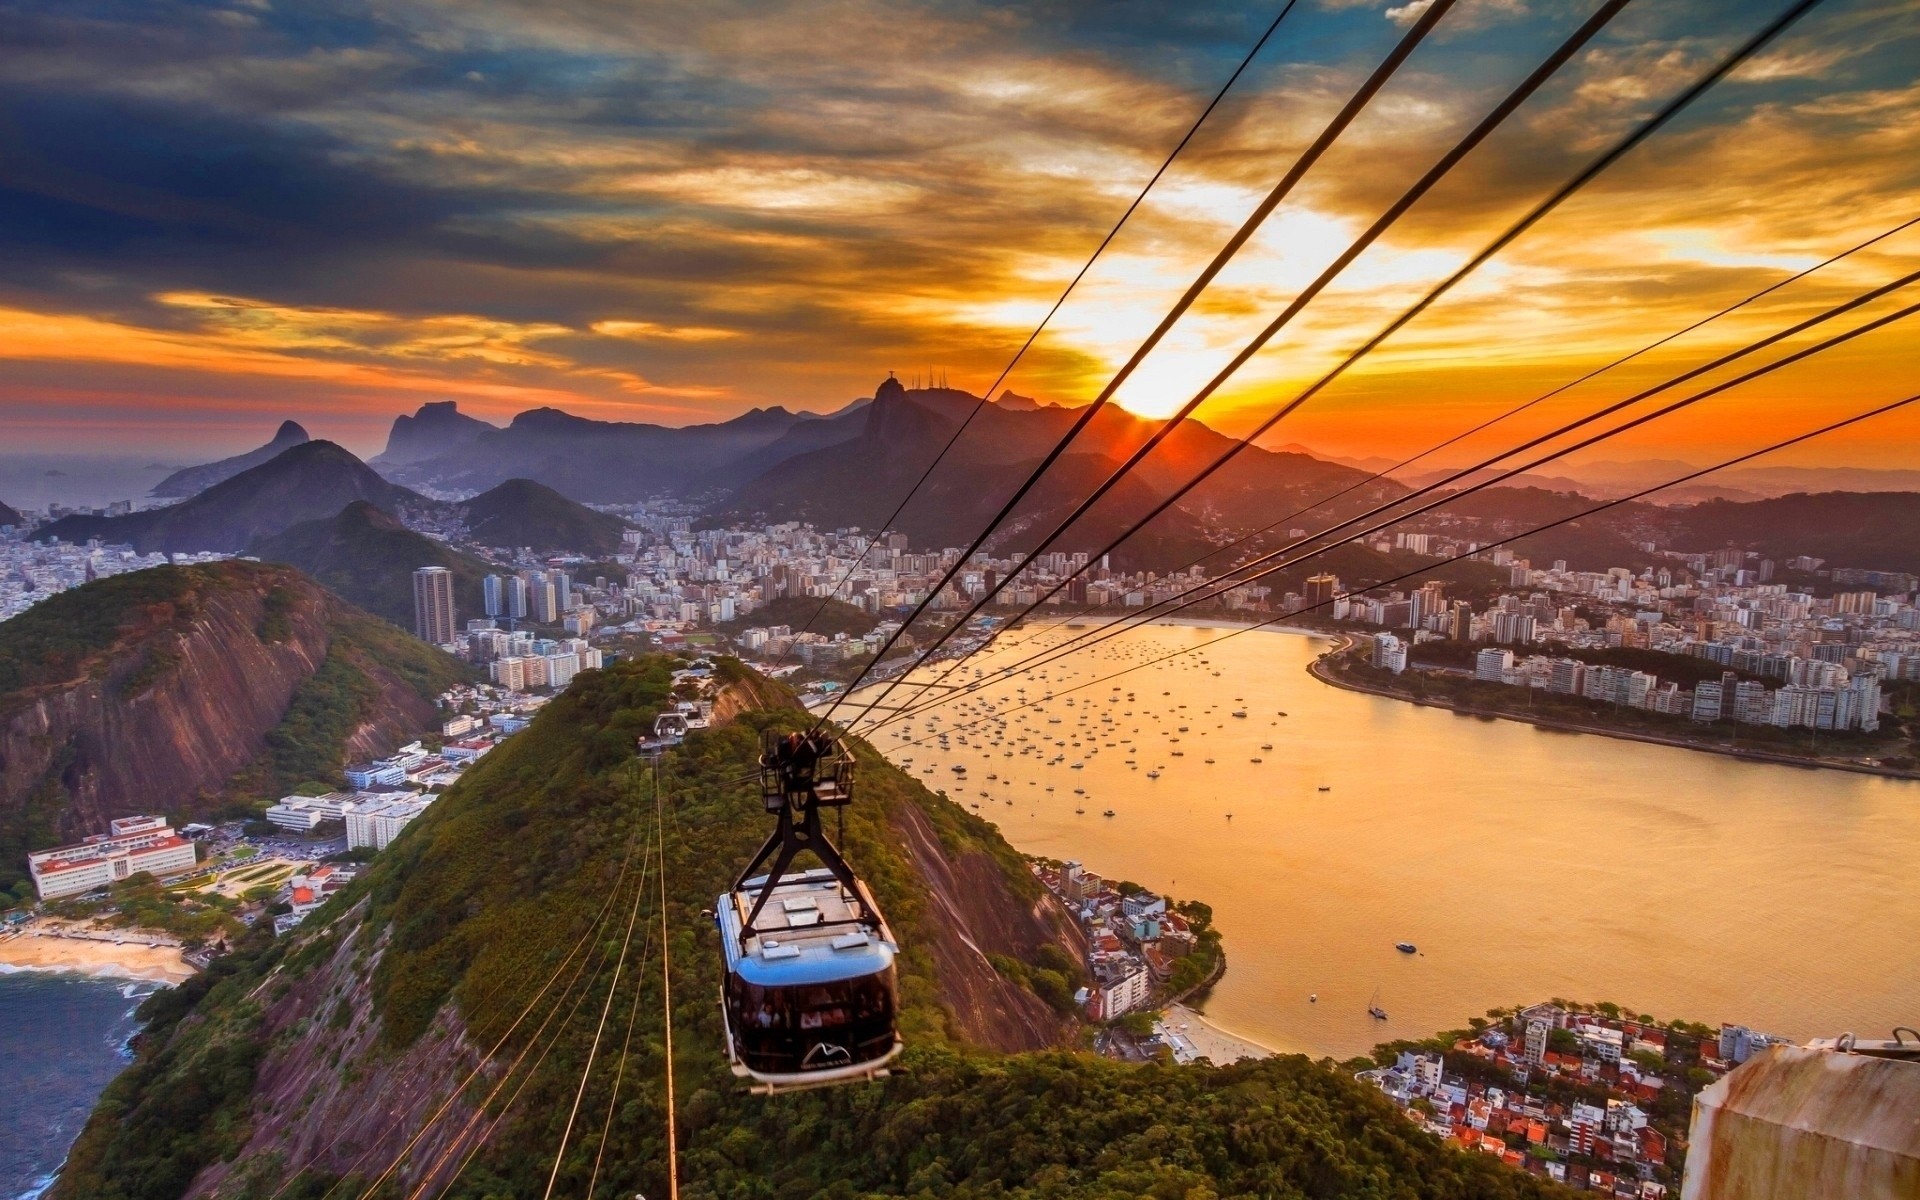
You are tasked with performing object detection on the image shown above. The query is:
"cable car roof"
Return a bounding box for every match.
[719,869,896,988]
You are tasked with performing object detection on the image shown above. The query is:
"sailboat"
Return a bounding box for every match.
[1368,988,1388,1021]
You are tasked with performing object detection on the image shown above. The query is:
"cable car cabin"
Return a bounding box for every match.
[638,711,688,753]
[717,868,901,1092]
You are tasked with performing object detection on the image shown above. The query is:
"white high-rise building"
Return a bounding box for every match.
[483,574,505,618]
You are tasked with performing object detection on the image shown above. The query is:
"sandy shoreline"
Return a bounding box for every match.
[0,923,194,985]
[1159,1002,1276,1064]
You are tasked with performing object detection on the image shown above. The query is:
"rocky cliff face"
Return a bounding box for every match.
[0,562,448,864]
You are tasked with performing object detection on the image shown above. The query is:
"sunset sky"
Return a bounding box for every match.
[1,0,1916,471]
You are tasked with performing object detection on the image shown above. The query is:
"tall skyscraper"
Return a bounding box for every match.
[526,571,558,624]
[1304,574,1341,611]
[507,575,529,620]
[412,566,456,645]
[483,574,505,618]
[554,571,573,612]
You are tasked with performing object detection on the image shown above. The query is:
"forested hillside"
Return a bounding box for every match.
[55,657,1569,1200]
[0,562,468,899]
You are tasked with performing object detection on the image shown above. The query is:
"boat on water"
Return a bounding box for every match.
[1260,743,1273,750]
[1250,757,1263,763]
[1317,785,1331,792]
[1145,769,1161,779]
[1309,993,1317,1003]
[1396,942,1418,954]
[1368,988,1388,1020]
[1231,710,1247,718]
[1102,809,1116,817]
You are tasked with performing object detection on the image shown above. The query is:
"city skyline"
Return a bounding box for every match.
[1,0,1916,469]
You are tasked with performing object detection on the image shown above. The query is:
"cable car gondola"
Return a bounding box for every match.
[715,729,902,1094]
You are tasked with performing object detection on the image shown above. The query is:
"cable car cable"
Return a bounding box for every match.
[862,270,1920,729]
[659,776,681,1200]
[912,209,1920,700]
[860,0,1836,719]
[542,776,661,1199]
[862,288,1920,734]
[350,816,649,1200]
[880,391,1920,754]
[414,874,640,1200]
[851,0,1636,712]
[814,0,1464,732]
[588,770,665,1200]
[760,0,1305,666]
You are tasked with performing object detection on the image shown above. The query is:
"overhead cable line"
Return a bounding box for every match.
[817,0,1464,730]
[864,268,1920,727]
[848,0,1635,714]
[762,0,1304,660]
[859,0,1836,718]
[862,285,1920,733]
[960,208,1920,680]
[403,833,651,1200]
[658,775,681,1200]
[877,389,1920,754]
[345,821,648,1200]
[587,769,665,1200]
[543,775,661,1199]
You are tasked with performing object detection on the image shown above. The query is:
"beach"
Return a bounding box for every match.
[1158,1003,1275,1065]
[0,921,195,985]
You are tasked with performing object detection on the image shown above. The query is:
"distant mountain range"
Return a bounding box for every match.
[39,389,1920,590]
[41,440,631,564]
[372,401,496,466]
[44,441,423,553]
[705,377,1400,568]
[373,400,865,502]
[150,420,311,497]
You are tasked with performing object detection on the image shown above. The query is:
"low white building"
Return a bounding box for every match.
[28,815,199,899]
[263,792,356,831]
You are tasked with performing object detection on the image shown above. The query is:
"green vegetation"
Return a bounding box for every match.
[0,565,201,706]
[718,593,879,640]
[989,944,1081,1015]
[249,501,494,631]
[1166,899,1224,998]
[460,478,633,556]
[226,608,471,800]
[56,657,1572,1200]
[102,874,247,941]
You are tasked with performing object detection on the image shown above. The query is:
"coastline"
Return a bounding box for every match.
[1159,1002,1275,1065]
[1307,639,1918,782]
[0,921,195,985]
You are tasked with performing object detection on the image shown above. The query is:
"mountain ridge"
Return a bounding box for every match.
[42,441,427,553]
[150,420,311,498]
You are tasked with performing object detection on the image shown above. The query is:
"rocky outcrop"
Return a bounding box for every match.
[0,562,449,858]
[184,911,485,1200]
[890,795,1082,1051]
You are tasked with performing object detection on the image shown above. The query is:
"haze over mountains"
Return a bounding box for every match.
[21,378,1920,612]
